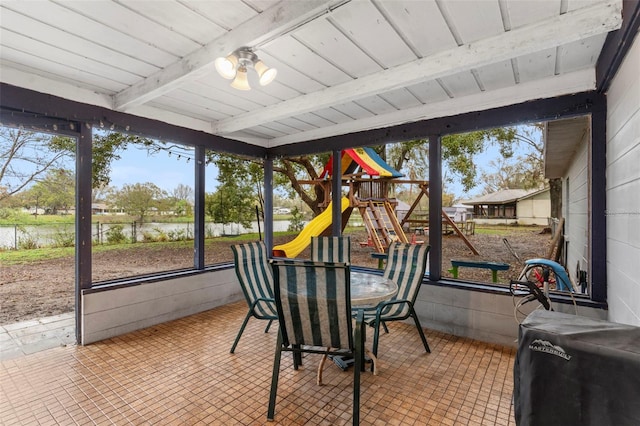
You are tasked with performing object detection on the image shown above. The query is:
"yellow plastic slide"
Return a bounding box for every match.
[272,197,350,258]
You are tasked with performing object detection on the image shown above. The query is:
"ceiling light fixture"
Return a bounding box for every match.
[214,47,277,91]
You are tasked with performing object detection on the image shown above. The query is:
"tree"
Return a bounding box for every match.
[0,127,72,201]
[480,125,545,192]
[109,182,166,222]
[480,156,543,193]
[171,184,193,202]
[25,168,75,214]
[205,155,261,229]
[385,139,429,180]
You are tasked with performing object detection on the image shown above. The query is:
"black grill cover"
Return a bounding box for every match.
[514,310,640,425]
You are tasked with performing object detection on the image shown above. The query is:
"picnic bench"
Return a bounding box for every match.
[449,259,510,283]
[371,252,387,269]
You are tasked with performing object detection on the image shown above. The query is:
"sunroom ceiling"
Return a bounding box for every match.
[0,0,622,148]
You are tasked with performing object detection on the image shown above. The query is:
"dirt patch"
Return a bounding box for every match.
[0,227,551,325]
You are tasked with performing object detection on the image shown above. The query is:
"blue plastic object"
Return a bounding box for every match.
[523,258,573,292]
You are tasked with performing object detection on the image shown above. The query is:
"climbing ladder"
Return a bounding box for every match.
[359,200,408,253]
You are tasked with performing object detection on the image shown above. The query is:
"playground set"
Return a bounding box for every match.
[272,147,478,258]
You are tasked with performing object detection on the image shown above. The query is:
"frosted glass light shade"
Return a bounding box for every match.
[214,54,238,80]
[254,60,277,86]
[230,67,251,90]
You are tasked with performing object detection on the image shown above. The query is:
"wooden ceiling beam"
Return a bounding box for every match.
[213,0,621,135]
[113,0,347,111]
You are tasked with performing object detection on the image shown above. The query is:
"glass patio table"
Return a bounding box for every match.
[350,271,397,308]
[331,270,398,372]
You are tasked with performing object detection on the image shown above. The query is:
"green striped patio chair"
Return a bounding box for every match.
[310,236,351,263]
[364,242,431,359]
[230,241,278,354]
[268,259,363,425]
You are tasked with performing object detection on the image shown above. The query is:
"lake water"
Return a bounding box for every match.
[0,220,292,249]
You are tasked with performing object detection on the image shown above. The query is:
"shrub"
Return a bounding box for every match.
[167,228,191,241]
[105,224,128,244]
[17,235,39,250]
[151,227,168,242]
[287,207,305,232]
[52,226,75,248]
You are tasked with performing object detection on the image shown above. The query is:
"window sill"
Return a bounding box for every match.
[83,263,233,294]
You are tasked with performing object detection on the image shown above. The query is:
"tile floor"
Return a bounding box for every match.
[0,302,516,425]
[0,312,76,361]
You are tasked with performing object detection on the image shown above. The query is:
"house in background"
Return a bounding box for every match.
[515,188,552,226]
[463,188,550,225]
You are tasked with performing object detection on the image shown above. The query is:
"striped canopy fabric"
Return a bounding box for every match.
[364,242,431,358]
[230,241,278,353]
[310,236,351,264]
[319,147,404,179]
[272,259,352,349]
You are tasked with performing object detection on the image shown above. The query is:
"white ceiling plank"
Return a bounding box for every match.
[249,51,327,97]
[379,88,423,110]
[474,60,517,92]
[213,0,621,135]
[183,0,264,27]
[268,68,596,147]
[332,102,376,120]
[148,98,228,122]
[243,0,282,12]
[1,29,142,86]
[119,1,228,44]
[113,0,347,111]
[292,16,381,78]
[0,7,160,77]
[60,1,201,56]
[221,131,271,146]
[567,0,605,11]
[186,81,267,113]
[329,0,416,68]
[248,124,289,138]
[0,47,128,94]
[438,71,481,98]
[506,0,560,29]
[263,35,351,86]
[517,48,557,83]
[124,104,217,135]
[195,76,276,106]
[405,80,450,105]
[557,34,607,73]
[376,0,458,58]
[312,108,354,125]
[0,65,115,108]
[277,117,318,132]
[354,95,398,116]
[439,0,504,43]
[155,90,240,119]
[1,2,177,67]
[291,112,337,128]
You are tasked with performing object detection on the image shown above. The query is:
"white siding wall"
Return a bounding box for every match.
[564,129,589,285]
[606,34,640,326]
[414,285,606,347]
[82,269,243,344]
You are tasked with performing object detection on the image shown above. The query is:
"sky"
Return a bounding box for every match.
[3,127,538,200]
[444,143,502,200]
[108,145,218,194]
[108,139,522,199]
